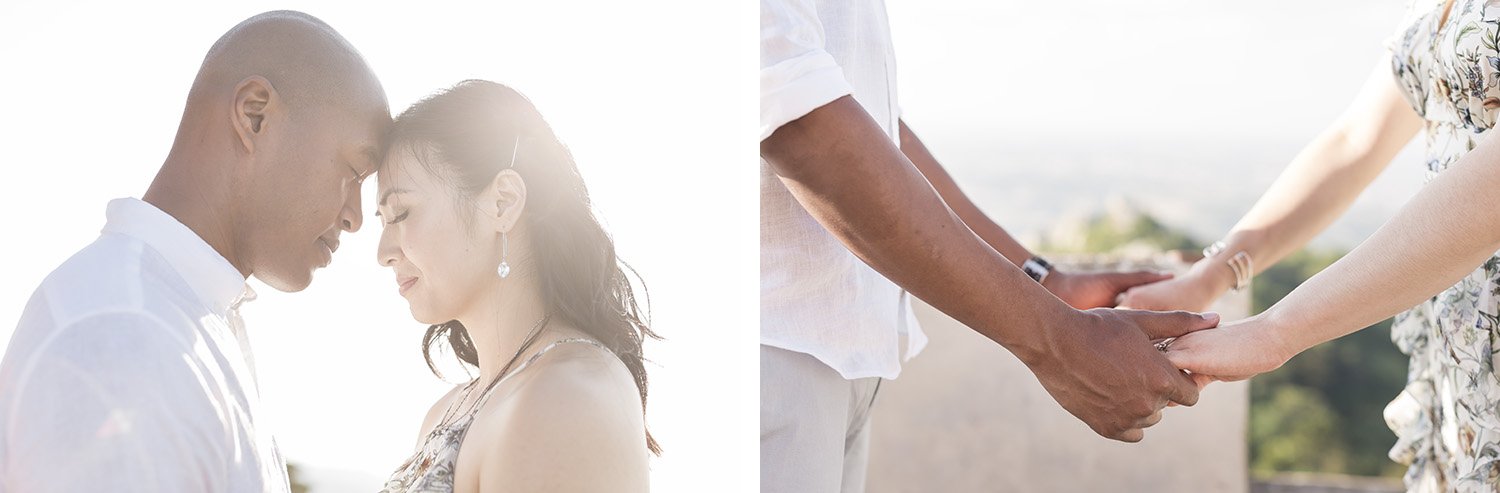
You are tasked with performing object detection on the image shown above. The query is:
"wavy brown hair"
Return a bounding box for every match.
[388,79,660,455]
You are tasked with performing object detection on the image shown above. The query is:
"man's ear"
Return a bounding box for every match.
[488,169,528,234]
[230,76,276,154]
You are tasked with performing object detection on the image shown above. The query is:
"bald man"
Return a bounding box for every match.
[0,11,389,492]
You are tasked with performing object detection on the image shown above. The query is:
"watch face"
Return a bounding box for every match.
[1023,259,1047,282]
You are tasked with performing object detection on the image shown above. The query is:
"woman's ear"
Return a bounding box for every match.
[488,169,528,234]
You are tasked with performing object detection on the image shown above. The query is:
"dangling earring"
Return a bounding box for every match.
[497,231,511,278]
[497,135,520,279]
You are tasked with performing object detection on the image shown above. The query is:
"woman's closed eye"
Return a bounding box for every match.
[375,210,409,226]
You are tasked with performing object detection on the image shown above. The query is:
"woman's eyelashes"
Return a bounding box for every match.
[375,210,410,226]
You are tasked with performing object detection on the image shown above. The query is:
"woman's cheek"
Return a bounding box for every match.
[407,219,455,286]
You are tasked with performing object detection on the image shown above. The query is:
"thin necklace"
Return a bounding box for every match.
[430,314,552,431]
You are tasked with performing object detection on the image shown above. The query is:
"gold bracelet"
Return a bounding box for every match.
[1203,241,1253,291]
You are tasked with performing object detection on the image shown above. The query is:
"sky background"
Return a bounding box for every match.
[0,1,755,491]
[890,0,1425,249]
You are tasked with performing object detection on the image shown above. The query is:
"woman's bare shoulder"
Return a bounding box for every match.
[467,338,650,491]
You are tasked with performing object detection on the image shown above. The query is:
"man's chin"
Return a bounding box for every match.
[253,268,316,293]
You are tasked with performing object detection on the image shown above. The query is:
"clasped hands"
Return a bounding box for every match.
[1032,264,1294,442]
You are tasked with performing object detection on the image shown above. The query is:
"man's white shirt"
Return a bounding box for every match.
[761,0,926,380]
[0,198,289,492]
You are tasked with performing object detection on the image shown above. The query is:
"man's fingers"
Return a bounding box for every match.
[1135,310,1220,340]
[1114,427,1145,443]
[1165,368,1201,407]
[1137,409,1165,428]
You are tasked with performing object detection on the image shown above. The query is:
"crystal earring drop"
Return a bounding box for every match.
[497,231,511,278]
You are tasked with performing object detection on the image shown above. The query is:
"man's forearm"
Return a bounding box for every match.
[762,96,1074,363]
[899,120,1035,266]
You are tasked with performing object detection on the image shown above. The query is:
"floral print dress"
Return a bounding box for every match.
[1386,0,1500,490]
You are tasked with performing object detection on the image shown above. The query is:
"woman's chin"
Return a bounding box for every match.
[407,305,443,325]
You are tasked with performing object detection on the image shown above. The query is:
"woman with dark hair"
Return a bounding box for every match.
[374,80,656,492]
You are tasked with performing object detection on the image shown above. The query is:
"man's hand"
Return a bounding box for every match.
[1044,270,1173,309]
[763,98,1219,443]
[1026,309,1221,442]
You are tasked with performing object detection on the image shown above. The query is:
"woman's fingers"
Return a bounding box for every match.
[1107,271,1174,292]
[1116,286,1160,311]
[1164,330,1268,388]
[1163,338,1201,372]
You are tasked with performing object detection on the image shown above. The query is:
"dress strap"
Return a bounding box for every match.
[470,338,613,412]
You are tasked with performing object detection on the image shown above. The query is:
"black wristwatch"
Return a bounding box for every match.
[1022,256,1053,284]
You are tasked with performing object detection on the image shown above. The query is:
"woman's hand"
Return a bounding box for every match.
[1117,259,1233,312]
[1044,269,1173,309]
[1162,313,1300,389]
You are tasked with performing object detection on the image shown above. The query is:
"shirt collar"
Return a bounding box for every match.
[101,198,248,314]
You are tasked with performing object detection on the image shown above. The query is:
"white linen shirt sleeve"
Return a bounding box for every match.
[1,311,229,493]
[760,0,854,141]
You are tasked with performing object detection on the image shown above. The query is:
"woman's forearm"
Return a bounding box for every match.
[1214,63,1422,285]
[1267,129,1500,354]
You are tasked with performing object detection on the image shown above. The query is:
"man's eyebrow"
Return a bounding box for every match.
[379,188,410,206]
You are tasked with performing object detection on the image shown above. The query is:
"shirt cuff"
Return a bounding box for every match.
[760,50,853,141]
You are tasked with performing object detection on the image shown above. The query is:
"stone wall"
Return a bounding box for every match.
[1250,474,1402,493]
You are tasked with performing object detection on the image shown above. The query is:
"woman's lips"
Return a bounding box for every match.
[397,276,418,295]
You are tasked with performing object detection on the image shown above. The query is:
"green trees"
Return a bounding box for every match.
[287,463,311,493]
[1247,250,1406,477]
